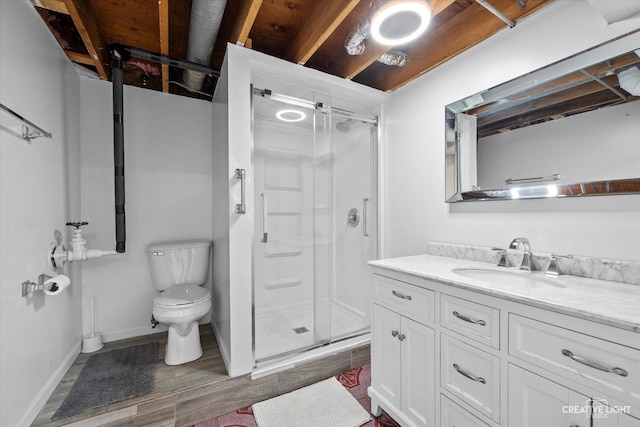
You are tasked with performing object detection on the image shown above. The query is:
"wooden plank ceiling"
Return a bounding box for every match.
[31,0,557,100]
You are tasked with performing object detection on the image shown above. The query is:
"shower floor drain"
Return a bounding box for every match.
[293,326,309,334]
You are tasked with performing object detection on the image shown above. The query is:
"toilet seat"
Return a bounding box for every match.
[155,285,211,307]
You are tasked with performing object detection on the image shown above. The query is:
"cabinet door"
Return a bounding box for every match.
[372,304,402,409]
[592,400,640,427]
[509,364,590,427]
[401,317,435,427]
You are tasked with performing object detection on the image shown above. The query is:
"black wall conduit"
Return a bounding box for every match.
[111,47,126,253]
[108,44,221,253]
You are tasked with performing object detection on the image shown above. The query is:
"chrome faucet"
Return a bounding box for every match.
[545,254,573,276]
[492,247,508,267]
[509,237,531,271]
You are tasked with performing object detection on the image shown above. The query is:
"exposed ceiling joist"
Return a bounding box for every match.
[328,39,389,80]
[327,0,458,80]
[63,0,109,80]
[30,0,564,99]
[478,89,628,136]
[30,0,68,15]
[478,75,623,126]
[65,50,93,65]
[158,0,170,92]
[229,0,263,45]
[285,0,361,65]
[367,0,553,91]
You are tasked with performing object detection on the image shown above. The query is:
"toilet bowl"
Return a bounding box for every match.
[153,284,212,365]
[147,240,212,366]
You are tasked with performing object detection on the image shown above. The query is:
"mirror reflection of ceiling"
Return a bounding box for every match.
[467,49,640,139]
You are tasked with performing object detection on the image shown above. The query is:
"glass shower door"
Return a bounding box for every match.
[329,112,377,341]
[252,86,331,363]
[251,78,378,364]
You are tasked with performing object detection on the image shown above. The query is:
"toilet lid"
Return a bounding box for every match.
[155,285,210,307]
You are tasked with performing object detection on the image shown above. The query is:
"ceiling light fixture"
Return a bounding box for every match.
[276,109,306,122]
[370,0,431,46]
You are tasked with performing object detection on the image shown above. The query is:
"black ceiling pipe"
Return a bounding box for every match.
[110,44,221,77]
[111,47,126,253]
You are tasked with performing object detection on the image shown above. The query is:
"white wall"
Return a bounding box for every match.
[383,1,640,262]
[478,101,640,189]
[0,2,82,426]
[211,56,232,371]
[80,78,212,341]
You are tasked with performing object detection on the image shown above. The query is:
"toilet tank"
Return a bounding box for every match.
[146,240,211,291]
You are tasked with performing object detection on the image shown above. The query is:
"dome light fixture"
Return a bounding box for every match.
[370,0,431,46]
[276,109,306,122]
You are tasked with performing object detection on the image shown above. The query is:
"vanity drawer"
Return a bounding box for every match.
[509,314,640,408]
[441,294,500,349]
[373,274,435,325]
[441,395,490,427]
[441,334,501,422]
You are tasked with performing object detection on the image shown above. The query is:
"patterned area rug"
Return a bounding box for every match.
[195,364,401,427]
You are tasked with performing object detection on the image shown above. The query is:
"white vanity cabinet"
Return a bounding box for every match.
[508,364,590,427]
[369,261,640,427]
[592,400,640,427]
[370,274,436,427]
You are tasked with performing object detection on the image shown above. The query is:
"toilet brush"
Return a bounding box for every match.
[82,297,104,353]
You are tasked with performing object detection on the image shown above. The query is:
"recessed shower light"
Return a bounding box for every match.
[370,0,431,46]
[276,109,306,122]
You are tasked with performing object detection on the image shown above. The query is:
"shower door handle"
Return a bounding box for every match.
[362,198,369,237]
[235,169,246,214]
[261,192,268,243]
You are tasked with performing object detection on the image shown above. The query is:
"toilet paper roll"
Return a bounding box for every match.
[43,274,70,296]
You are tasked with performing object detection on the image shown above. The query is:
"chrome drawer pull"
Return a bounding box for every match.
[453,363,486,384]
[453,311,486,326]
[392,290,412,300]
[561,349,628,377]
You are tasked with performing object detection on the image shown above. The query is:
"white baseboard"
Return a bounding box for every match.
[210,320,233,376]
[19,338,82,427]
[102,317,212,343]
[102,325,161,343]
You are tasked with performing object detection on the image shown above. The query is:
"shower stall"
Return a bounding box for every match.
[211,44,386,376]
[252,75,378,363]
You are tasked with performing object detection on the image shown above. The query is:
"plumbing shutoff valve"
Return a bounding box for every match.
[48,221,118,271]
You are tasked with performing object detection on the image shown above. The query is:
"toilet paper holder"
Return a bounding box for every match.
[21,274,56,297]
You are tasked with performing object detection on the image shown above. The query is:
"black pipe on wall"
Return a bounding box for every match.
[112,48,126,253]
[107,44,221,253]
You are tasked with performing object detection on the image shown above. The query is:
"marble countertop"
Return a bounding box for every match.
[369,254,640,333]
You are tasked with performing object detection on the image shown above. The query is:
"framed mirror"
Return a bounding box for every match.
[445,31,640,202]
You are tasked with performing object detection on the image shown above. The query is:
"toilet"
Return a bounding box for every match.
[146,240,212,365]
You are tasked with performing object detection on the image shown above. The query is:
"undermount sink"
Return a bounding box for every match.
[453,268,565,288]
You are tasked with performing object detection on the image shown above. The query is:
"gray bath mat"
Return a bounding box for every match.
[52,342,158,420]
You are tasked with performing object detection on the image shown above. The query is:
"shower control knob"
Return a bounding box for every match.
[347,208,360,227]
[66,221,88,229]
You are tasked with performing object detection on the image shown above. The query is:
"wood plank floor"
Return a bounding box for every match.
[32,325,370,427]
